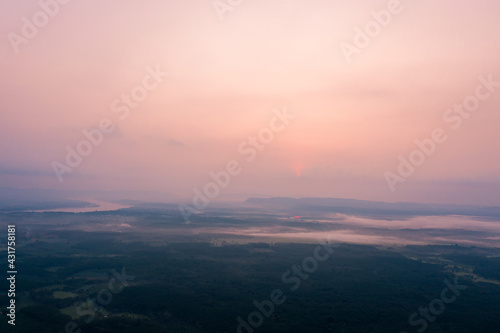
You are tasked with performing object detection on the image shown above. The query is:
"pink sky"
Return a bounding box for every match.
[1,0,500,205]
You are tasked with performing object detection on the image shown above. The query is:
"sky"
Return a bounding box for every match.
[1,0,500,205]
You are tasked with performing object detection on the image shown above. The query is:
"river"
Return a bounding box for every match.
[31,199,132,213]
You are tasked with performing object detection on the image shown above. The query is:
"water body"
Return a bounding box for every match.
[31,199,131,213]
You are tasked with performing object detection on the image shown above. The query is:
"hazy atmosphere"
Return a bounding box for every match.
[2,0,500,205]
[1,1,500,333]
